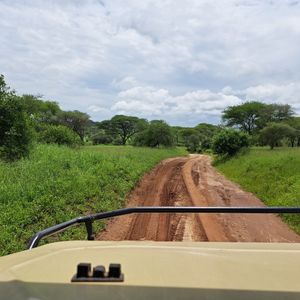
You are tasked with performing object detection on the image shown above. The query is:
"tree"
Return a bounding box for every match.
[212,129,249,156]
[179,129,201,152]
[284,117,300,147]
[99,115,147,145]
[180,128,199,145]
[260,123,295,149]
[195,123,221,137]
[171,126,183,146]
[0,74,12,97]
[186,134,201,153]
[271,104,294,122]
[58,110,90,141]
[222,101,267,135]
[195,123,222,151]
[0,75,32,161]
[20,94,60,124]
[133,120,174,147]
[222,102,294,135]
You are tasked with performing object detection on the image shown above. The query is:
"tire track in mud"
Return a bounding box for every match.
[124,158,208,241]
[97,155,300,242]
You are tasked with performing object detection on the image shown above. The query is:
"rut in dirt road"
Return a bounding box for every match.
[126,158,208,241]
[98,155,300,242]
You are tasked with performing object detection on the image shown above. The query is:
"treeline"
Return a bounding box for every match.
[93,115,216,149]
[0,75,90,160]
[222,101,300,149]
[1,74,300,161]
[92,101,300,154]
[92,115,221,152]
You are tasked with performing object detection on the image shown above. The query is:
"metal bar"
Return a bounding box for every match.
[84,219,95,241]
[28,206,300,249]
[87,206,300,221]
[28,218,80,249]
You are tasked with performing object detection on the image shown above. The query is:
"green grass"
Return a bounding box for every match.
[0,144,187,256]
[215,147,300,234]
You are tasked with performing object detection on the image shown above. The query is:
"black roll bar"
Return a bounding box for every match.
[28,206,300,249]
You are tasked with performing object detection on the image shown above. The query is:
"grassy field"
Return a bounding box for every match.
[215,147,300,234]
[0,144,187,256]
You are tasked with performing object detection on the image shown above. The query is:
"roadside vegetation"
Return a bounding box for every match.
[215,147,300,234]
[1,74,299,161]
[0,144,187,255]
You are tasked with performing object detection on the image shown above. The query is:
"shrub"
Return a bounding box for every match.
[0,96,32,161]
[260,123,296,149]
[186,134,201,153]
[212,129,249,157]
[91,133,113,145]
[201,138,212,151]
[38,124,81,147]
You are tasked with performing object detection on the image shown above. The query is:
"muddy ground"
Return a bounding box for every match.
[98,155,300,242]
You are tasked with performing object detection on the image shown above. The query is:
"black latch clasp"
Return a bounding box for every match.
[71,262,124,282]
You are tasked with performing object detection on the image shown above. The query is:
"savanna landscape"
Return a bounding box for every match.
[2,3,300,299]
[1,74,300,255]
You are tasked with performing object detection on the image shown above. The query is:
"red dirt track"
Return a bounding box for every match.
[98,155,300,242]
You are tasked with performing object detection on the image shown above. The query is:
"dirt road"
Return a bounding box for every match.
[98,155,300,242]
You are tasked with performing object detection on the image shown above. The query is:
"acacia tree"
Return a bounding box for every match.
[271,104,294,122]
[222,101,294,135]
[222,101,267,135]
[58,110,90,142]
[98,115,147,145]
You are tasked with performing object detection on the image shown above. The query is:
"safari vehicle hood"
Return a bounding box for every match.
[0,241,300,300]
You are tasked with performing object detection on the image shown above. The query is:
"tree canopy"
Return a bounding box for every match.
[222,101,294,135]
[133,120,174,147]
[98,115,147,145]
[20,94,60,124]
[58,110,90,141]
[260,123,295,149]
[222,101,267,134]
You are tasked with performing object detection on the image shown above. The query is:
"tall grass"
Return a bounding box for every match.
[215,147,300,234]
[0,144,187,255]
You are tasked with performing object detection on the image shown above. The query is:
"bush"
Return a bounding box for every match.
[112,137,124,145]
[0,96,32,161]
[133,120,174,148]
[201,138,212,151]
[186,134,201,153]
[38,125,81,147]
[260,123,296,149]
[212,129,249,157]
[91,133,113,145]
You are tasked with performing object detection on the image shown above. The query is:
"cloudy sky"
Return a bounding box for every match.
[1,0,300,126]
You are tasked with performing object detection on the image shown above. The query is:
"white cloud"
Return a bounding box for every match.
[111,83,242,125]
[243,82,300,110]
[111,80,300,125]
[111,76,140,90]
[0,0,300,125]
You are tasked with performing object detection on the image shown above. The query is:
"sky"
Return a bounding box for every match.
[1,0,300,126]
